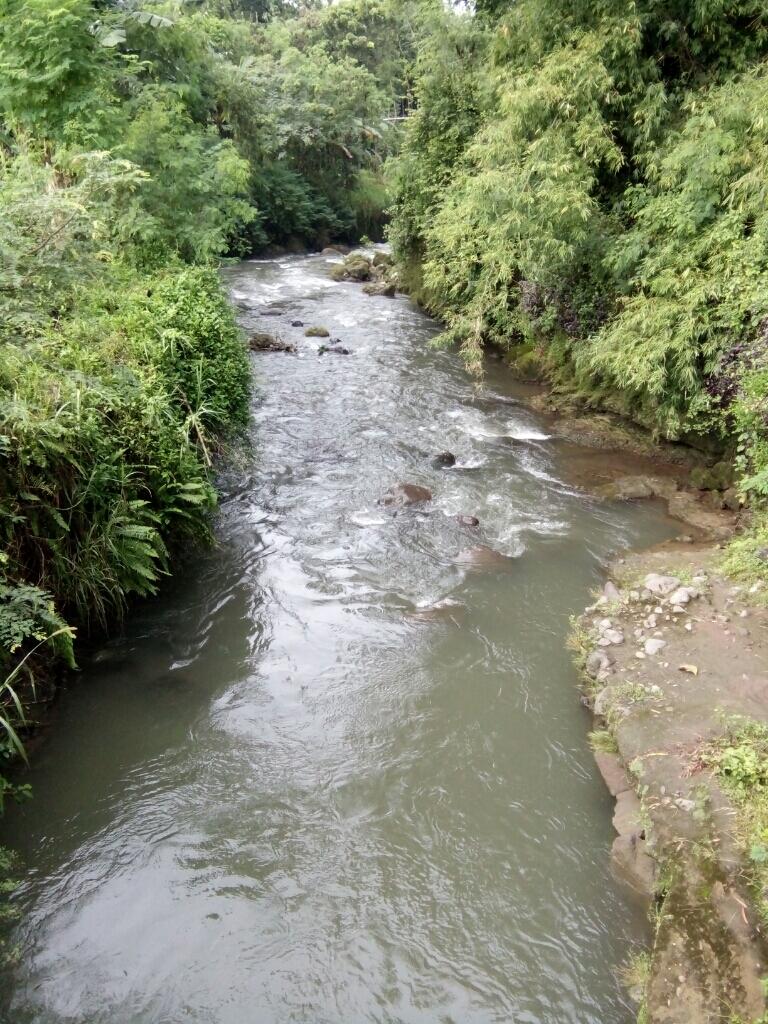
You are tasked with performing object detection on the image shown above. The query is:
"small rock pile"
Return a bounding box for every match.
[585,572,706,683]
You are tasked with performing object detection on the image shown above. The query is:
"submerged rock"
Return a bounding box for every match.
[596,475,678,501]
[318,344,351,356]
[455,545,516,569]
[408,599,465,623]
[380,483,433,507]
[455,514,480,527]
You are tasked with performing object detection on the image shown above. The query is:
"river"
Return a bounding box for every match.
[0,252,678,1023]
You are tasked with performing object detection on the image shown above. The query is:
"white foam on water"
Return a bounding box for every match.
[506,424,551,441]
[414,596,463,610]
[349,511,388,527]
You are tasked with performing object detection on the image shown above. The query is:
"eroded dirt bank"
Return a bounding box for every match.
[575,537,768,1023]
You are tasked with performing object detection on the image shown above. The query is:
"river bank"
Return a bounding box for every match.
[574,534,768,1023]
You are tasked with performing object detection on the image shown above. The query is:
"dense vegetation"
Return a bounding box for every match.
[3,0,768,804]
[389,0,768,523]
[0,0,412,798]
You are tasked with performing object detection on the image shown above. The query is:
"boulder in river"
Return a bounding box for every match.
[305,326,330,338]
[344,254,373,281]
[380,483,433,507]
[372,251,393,268]
[249,332,296,353]
[362,281,396,297]
[291,320,304,327]
[432,451,456,469]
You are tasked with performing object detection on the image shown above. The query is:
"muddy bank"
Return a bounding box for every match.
[574,536,768,1023]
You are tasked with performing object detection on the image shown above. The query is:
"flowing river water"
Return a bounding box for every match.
[0,252,680,1023]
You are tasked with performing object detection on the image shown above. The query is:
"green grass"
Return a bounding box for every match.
[588,728,618,754]
[702,717,768,927]
[721,518,768,605]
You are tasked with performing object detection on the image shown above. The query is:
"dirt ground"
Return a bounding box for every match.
[578,539,768,1023]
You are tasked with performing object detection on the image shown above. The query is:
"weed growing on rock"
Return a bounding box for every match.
[588,729,618,754]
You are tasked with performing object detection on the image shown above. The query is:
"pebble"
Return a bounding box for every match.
[644,638,667,656]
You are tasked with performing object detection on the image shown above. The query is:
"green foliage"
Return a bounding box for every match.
[115,90,255,264]
[721,523,768,601]
[704,719,768,923]
[0,0,102,137]
[1,262,247,625]
[0,0,414,802]
[389,0,768,486]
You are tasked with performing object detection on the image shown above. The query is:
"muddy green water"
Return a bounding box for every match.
[0,253,678,1023]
